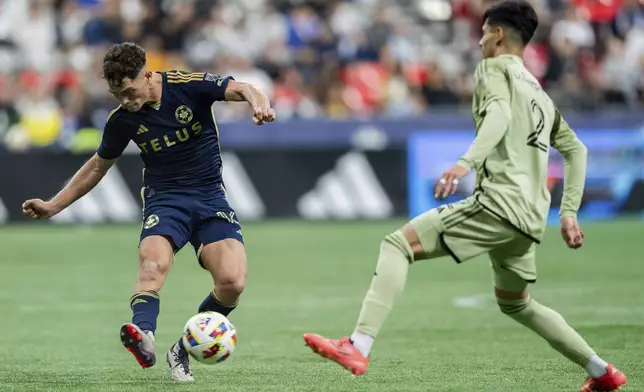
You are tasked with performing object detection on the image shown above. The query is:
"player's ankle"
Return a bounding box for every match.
[585,355,608,378]
[213,286,243,307]
[350,331,374,357]
[198,290,239,316]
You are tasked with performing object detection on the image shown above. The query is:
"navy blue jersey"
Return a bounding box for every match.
[97,71,232,193]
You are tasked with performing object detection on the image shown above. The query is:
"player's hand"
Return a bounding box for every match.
[560,216,584,249]
[21,199,59,220]
[252,106,276,125]
[434,163,469,200]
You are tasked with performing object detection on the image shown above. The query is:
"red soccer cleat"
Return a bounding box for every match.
[580,364,627,391]
[303,333,369,376]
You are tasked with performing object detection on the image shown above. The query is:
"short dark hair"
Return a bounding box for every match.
[103,42,146,86]
[483,0,538,46]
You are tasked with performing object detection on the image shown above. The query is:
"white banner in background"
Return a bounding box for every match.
[297,152,394,220]
[52,167,140,223]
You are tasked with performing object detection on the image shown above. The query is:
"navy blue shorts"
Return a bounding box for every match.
[139,187,243,259]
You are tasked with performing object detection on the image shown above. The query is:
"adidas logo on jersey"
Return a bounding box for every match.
[137,125,149,135]
[204,73,224,86]
[297,152,394,220]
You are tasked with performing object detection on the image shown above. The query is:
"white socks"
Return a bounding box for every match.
[586,355,608,378]
[350,331,374,357]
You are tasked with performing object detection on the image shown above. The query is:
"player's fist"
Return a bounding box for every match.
[560,216,584,249]
[434,163,469,200]
[252,106,276,125]
[21,199,59,220]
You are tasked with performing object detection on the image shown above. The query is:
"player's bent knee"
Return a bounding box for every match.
[383,230,414,263]
[213,259,246,296]
[216,275,246,297]
[200,239,247,297]
[400,224,424,260]
[139,236,174,263]
[497,296,531,315]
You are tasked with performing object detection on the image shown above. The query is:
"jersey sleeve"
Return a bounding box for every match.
[459,61,513,170]
[550,111,588,217]
[96,108,130,160]
[474,59,511,115]
[458,101,511,170]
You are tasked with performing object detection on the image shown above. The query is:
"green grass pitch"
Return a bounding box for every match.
[0,220,642,391]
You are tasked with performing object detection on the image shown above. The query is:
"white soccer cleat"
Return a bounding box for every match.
[166,342,195,382]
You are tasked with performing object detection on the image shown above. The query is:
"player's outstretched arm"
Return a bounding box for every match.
[22,153,115,219]
[550,111,587,249]
[224,80,276,125]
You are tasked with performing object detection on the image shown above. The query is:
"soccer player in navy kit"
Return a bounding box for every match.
[21,43,275,382]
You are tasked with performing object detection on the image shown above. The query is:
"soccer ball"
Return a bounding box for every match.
[181,311,237,365]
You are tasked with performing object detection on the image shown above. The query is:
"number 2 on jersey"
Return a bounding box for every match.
[526,99,548,153]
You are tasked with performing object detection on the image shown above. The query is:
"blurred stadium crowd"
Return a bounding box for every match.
[0,0,643,150]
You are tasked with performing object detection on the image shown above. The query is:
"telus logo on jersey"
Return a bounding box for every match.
[136,105,203,154]
[136,122,202,154]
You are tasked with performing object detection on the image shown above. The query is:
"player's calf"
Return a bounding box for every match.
[136,235,175,292]
[496,289,623,387]
[131,236,174,330]
[497,293,595,364]
[200,238,247,307]
[123,236,174,368]
[351,230,413,357]
[192,240,246,326]
[304,229,415,375]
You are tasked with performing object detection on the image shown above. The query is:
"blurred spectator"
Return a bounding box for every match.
[422,61,461,107]
[550,5,596,50]
[12,71,63,148]
[0,76,20,144]
[0,0,643,151]
[600,37,634,104]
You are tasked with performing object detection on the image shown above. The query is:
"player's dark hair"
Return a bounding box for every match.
[483,0,538,46]
[103,42,146,85]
